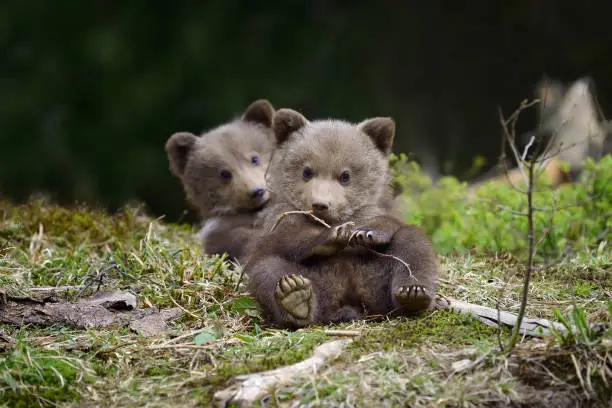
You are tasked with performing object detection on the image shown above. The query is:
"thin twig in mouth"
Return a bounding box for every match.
[269,210,331,232]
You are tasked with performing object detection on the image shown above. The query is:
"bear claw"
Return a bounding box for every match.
[394,285,433,312]
[332,221,355,244]
[349,227,391,247]
[275,274,315,321]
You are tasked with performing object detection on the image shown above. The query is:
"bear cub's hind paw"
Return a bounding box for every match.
[394,285,434,313]
[275,274,315,322]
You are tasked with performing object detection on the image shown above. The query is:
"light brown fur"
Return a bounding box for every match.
[165,99,276,264]
[245,109,439,329]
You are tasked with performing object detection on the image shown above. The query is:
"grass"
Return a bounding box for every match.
[1,195,611,407]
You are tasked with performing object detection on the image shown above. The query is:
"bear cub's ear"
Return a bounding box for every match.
[358,117,396,155]
[165,132,198,176]
[242,99,275,128]
[272,108,308,145]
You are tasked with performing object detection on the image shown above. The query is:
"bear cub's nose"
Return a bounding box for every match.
[249,187,266,200]
[311,200,330,211]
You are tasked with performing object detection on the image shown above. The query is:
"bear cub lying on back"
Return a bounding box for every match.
[245,109,439,329]
[165,99,275,265]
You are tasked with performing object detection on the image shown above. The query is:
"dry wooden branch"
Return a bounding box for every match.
[213,339,351,408]
[434,296,570,337]
[269,210,331,232]
[322,329,362,336]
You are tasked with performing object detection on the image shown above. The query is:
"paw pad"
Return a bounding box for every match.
[275,274,314,319]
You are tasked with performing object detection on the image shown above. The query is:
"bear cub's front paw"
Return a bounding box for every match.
[330,221,355,246]
[349,227,393,248]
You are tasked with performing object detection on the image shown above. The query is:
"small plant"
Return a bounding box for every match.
[389,153,611,258]
[551,304,611,347]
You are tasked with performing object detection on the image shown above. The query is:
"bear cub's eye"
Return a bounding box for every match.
[220,170,232,181]
[251,155,260,166]
[339,170,350,184]
[303,167,313,181]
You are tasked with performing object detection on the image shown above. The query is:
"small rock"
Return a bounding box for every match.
[451,358,473,372]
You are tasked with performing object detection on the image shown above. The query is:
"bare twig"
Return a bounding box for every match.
[29,286,80,292]
[269,210,331,233]
[363,248,416,281]
[507,154,536,351]
[496,302,505,352]
[322,329,362,337]
[521,135,536,161]
[434,297,575,337]
[498,100,541,190]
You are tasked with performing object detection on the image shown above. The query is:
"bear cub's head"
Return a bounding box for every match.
[268,108,395,224]
[165,99,276,217]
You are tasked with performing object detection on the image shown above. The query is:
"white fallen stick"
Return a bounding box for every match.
[213,339,352,408]
[436,296,570,337]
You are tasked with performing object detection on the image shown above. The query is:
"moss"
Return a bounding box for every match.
[348,309,504,355]
[0,342,93,407]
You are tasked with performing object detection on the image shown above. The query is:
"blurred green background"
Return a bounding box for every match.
[2,1,611,222]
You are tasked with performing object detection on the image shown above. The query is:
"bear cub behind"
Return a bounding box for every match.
[165,99,275,264]
[245,109,439,329]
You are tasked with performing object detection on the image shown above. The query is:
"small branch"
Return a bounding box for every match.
[521,135,536,161]
[322,329,362,337]
[143,344,216,351]
[28,286,80,292]
[436,297,572,337]
[508,131,538,352]
[213,339,351,408]
[496,302,505,352]
[269,210,331,233]
[363,248,416,281]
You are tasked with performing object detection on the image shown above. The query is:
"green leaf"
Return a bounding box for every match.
[4,372,17,391]
[234,334,255,343]
[194,329,218,346]
[230,297,258,313]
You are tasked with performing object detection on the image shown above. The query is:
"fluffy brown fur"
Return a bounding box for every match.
[245,109,439,329]
[165,99,275,264]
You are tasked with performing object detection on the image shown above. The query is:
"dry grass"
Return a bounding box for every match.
[0,197,610,407]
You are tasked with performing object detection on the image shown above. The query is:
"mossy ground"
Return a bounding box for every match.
[1,195,610,407]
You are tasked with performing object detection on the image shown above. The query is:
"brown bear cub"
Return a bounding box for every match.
[165,99,276,265]
[244,109,439,329]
